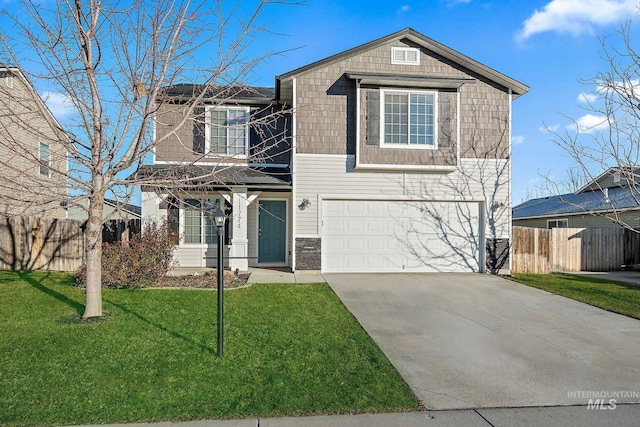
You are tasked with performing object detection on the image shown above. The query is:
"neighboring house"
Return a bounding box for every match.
[0,67,68,218]
[139,28,528,273]
[66,197,142,221]
[513,168,640,229]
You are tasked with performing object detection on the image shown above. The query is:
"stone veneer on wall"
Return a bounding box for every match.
[295,238,321,270]
[486,238,509,274]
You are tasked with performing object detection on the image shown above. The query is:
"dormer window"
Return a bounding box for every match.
[205,106,249,156]
[391,47,420,65]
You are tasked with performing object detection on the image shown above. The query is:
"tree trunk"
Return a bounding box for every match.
[82,194,104,319]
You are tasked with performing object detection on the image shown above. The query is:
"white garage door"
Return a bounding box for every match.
[322,199,482,273]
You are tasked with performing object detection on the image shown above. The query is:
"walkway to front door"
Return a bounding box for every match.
[258,200,286,264]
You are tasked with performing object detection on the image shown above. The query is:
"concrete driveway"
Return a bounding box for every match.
[324,273,640,410]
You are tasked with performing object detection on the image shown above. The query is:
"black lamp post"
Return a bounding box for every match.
[212,207,226,356]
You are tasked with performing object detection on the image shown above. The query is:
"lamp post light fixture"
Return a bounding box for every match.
[212,207,226,356]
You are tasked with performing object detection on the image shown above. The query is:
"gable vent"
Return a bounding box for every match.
[391,47,420,65]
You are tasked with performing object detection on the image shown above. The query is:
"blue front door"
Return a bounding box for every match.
[258,200,287,263]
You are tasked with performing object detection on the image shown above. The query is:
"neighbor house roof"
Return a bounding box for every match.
[512,186,640,220]
[276,28,529,98]
[132,165,291,190]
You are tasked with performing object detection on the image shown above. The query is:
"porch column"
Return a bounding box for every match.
[229,187,250,272]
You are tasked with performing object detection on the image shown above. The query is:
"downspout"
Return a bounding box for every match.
[508,88,513,273]
[291,78,297,272]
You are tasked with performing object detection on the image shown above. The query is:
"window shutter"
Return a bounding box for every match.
[366,89,380,145]
[167,198,180,245]
[438,93,453,148]
[193,107,206,154]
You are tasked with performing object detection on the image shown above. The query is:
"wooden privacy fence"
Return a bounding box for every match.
[512,226,640,274]
[0,216,142,272]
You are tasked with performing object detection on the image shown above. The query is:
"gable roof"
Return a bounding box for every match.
[575,166,640,193]
[276,28,529,98]
[512,186,640,220]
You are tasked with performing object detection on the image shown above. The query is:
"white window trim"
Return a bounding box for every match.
[379,88,438,150]
[39,142,51,177]
[204,105,250,158]
[391,47,420,65]
[5,74,13,89]
[179,197,222,247]
[547,218,568,229]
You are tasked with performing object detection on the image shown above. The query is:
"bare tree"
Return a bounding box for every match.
[399,101,513,274]
[546,20,640,230]
[0,0,292,318]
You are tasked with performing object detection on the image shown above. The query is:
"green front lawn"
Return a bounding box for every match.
[511,273,640,319]
[0,271,418,426]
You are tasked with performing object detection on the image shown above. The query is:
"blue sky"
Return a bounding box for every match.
[3,0,639,205]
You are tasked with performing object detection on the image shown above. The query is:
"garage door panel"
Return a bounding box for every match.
[322,200,481,273]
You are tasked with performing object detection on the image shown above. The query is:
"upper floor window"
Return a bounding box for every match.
[381,89,437,148]
[391,47,420,65]
[206,106,249,157]
[39,142,50,177]
[5,74,13,89]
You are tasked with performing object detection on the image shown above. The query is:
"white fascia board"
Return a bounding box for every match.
[513,206,640,221]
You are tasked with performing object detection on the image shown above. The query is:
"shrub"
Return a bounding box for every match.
[76,220,177,289]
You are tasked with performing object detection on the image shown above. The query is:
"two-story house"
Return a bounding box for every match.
[139,28,528,274]
[0,67,68,218]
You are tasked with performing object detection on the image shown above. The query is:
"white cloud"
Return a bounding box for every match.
[578,92,598,104]
[398,4,410,12]
[42,91,75,119]
[539,124,560,132]
[512,135,525,145]
[517,0,637,40]
[571,113,609,132]
[444,0,471,6]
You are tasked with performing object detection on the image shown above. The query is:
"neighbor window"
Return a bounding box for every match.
[39,142,50,177]
[183,198,219,244]
[382,89,436,147]
[206,107,249,156]
[547,219,568,229]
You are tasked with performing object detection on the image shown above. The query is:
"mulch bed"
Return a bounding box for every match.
[150,271,250,289]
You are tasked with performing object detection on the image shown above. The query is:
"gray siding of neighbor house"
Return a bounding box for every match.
[293,38,511,163]
[154,103,291,165]
[513,210,640,229]
[0,71,67,219]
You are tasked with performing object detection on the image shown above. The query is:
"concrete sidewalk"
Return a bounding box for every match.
[246,268,325,284]
[76,404,640,427]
